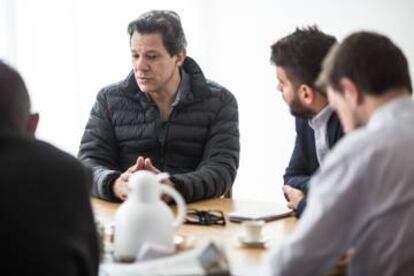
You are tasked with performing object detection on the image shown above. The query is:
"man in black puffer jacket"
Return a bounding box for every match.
[79,10,240,203]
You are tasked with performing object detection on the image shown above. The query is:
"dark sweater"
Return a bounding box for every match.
[0,133,99,275]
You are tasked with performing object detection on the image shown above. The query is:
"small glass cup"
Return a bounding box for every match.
[242,220,265,242]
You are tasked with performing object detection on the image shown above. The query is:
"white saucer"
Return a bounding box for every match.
[174,235,195,250]
[238,235,269,248]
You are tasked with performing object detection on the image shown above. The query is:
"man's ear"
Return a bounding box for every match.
[340,78,362,108]
[27,113,39,137]
[298,84,315,106]
[175,48,186,67]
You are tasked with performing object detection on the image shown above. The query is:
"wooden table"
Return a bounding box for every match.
[93,198,297,275]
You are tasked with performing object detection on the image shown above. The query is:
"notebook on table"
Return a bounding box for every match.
[227,204,293,222]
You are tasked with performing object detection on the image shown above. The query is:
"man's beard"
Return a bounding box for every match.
[288,96,315,118]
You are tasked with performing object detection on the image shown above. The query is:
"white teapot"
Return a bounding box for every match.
[113,170,186,262]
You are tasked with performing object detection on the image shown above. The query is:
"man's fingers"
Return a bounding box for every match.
[121,172,130,182]
[283,185,292,200]
[137,156,145,170]
[127,156,162,175]
[145,158,160,173]
[128,156,145,172]
[144,158,154,169]
[128,164,138,173]
[113,177,129,201]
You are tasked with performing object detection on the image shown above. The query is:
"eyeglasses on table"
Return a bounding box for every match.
[185,209,226,226]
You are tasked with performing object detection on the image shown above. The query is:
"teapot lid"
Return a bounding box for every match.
[128,170,164,203]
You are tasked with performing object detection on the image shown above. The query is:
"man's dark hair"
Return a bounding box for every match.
[317,31,412,96]
[0,60,30,134]
[127,10,187,56]
[270,26,337,90]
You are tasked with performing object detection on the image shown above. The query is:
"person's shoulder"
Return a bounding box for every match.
[183,56,234,100]
[205,79,230,94]
[9,136,85,172]
[292,116,311,135]
[97,71,137,98]
[35,139,80,162]
[205,79,236,104]
[294,116,309,127]
[327,127,377,162]
[0,135,88,182]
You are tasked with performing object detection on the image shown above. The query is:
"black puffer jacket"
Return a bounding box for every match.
[79,57,239,203]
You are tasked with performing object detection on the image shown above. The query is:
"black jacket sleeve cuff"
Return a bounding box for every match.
[295,197,307,218]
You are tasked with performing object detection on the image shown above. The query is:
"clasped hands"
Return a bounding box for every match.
[113,156,174,202]
[282,185,305,211]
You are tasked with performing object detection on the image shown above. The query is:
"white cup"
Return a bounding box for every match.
[242,220,265,242]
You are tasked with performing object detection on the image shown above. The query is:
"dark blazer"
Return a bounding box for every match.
[283,112,343,217]
[0,133,99,276]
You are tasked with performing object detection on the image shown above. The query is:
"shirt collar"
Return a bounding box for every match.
[142,68,190,107]
[309,105,334,130]
[171,69,190,107]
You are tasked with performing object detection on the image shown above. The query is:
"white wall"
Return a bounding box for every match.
[0,0,16,63]
[1,0,413,203]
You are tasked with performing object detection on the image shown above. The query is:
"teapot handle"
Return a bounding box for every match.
[159,185,186,229]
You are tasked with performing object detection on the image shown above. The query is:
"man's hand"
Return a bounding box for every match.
[112,156,176,202]
[282,185,305,210]
[112,156,145,200]
[144,158,175,203]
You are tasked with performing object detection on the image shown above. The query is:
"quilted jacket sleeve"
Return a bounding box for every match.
[78,89,121,201]
[170,89,240,203]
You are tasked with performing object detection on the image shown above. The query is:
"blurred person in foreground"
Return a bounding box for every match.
[269,31,414,275]
[0,60,99,275]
